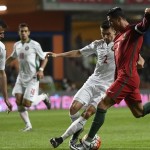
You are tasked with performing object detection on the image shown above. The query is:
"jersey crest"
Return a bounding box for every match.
[25,46,29,51]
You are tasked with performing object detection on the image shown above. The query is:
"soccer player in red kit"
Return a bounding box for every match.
[75,7,150,150]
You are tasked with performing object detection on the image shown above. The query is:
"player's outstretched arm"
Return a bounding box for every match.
[46,50,82,58]
[45,52,56,58]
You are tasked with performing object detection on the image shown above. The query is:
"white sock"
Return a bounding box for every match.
[32,93,46,106]
[70,112,80,122]
[61,116,87,140]
[20,110,32,128]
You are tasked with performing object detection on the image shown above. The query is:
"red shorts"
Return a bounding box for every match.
[106,77,141,104]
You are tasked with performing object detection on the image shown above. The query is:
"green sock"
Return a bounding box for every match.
[87,108,107,142]
[143,102,150,116]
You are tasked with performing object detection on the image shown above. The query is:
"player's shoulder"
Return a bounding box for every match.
[14,41,21,47]
[30,39,41,46]
[93,39,104,45]
[0,41,5,49]
[92,39,104,46]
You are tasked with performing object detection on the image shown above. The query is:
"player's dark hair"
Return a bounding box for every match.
[100,20,111,29]
[0,20,7,29]
[18,23,29,30]
[107,7,126,19]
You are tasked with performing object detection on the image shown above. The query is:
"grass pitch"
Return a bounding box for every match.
[0,108,150,150]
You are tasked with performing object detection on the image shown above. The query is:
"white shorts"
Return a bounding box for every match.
[12,78,39,102]
[73,83,106,109]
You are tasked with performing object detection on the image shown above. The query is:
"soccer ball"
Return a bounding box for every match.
[90,134,101,150]
[82,134,101,150]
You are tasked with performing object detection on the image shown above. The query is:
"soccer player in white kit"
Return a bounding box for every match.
[0,20,12,112]
[48,20,116,149]
[6,23,50,131]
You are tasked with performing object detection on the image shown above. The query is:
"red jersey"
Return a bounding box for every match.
[106,14,150,103]
[114,25,143,77]
[113,14,150,87]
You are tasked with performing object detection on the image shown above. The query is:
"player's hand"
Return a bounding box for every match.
[45,52,56,58]
[36,71,44,80]
[145,8,150,14]
[5,100,12,113]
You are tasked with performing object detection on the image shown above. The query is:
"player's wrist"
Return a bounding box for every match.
[39,67,44,71]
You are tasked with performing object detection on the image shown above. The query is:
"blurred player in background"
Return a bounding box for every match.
[75,7,150,150]
[0,20,12,112]
[6,23,50,132]
[48,20,116,149]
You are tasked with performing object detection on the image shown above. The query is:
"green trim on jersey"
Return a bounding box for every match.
[35,55,39,72]
[35,55,40,81]
[21,38,31,44]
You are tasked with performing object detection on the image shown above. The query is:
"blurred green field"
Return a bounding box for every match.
[0,108,150,150]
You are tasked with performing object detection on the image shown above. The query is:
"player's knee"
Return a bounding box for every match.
[82,112,91,119]
[81,105,96,119]
[18,105,26,112]
[69,100,83,115]
[16,100,21,106]
[70,105,78,114]
[82,110,95,120]
[22,103,31,108]
[22,99,31,108]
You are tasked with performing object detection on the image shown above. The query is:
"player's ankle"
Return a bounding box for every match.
[58,137,63,143]
[85,136,93,143]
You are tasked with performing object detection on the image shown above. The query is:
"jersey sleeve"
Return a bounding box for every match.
[79,41,97,57]
[135,13,150,34]
[35,43,45,60]
[0,47,6,70]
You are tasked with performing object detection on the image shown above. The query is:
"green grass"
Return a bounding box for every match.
[0,108,150,150]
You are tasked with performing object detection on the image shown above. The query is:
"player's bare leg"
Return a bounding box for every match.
[16,94,32,132]
[127,100,150,118]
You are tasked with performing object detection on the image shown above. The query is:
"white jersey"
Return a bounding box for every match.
[80,39,115,88]
[11,39,45,86]
[0,41,6,70]
[73,39,115,107]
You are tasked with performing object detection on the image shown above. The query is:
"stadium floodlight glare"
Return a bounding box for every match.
[0,5,7,11]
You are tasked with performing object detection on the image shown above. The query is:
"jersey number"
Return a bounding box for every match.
[19,53,24,59]
[103,55,108,64]
[30,88,35,96]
